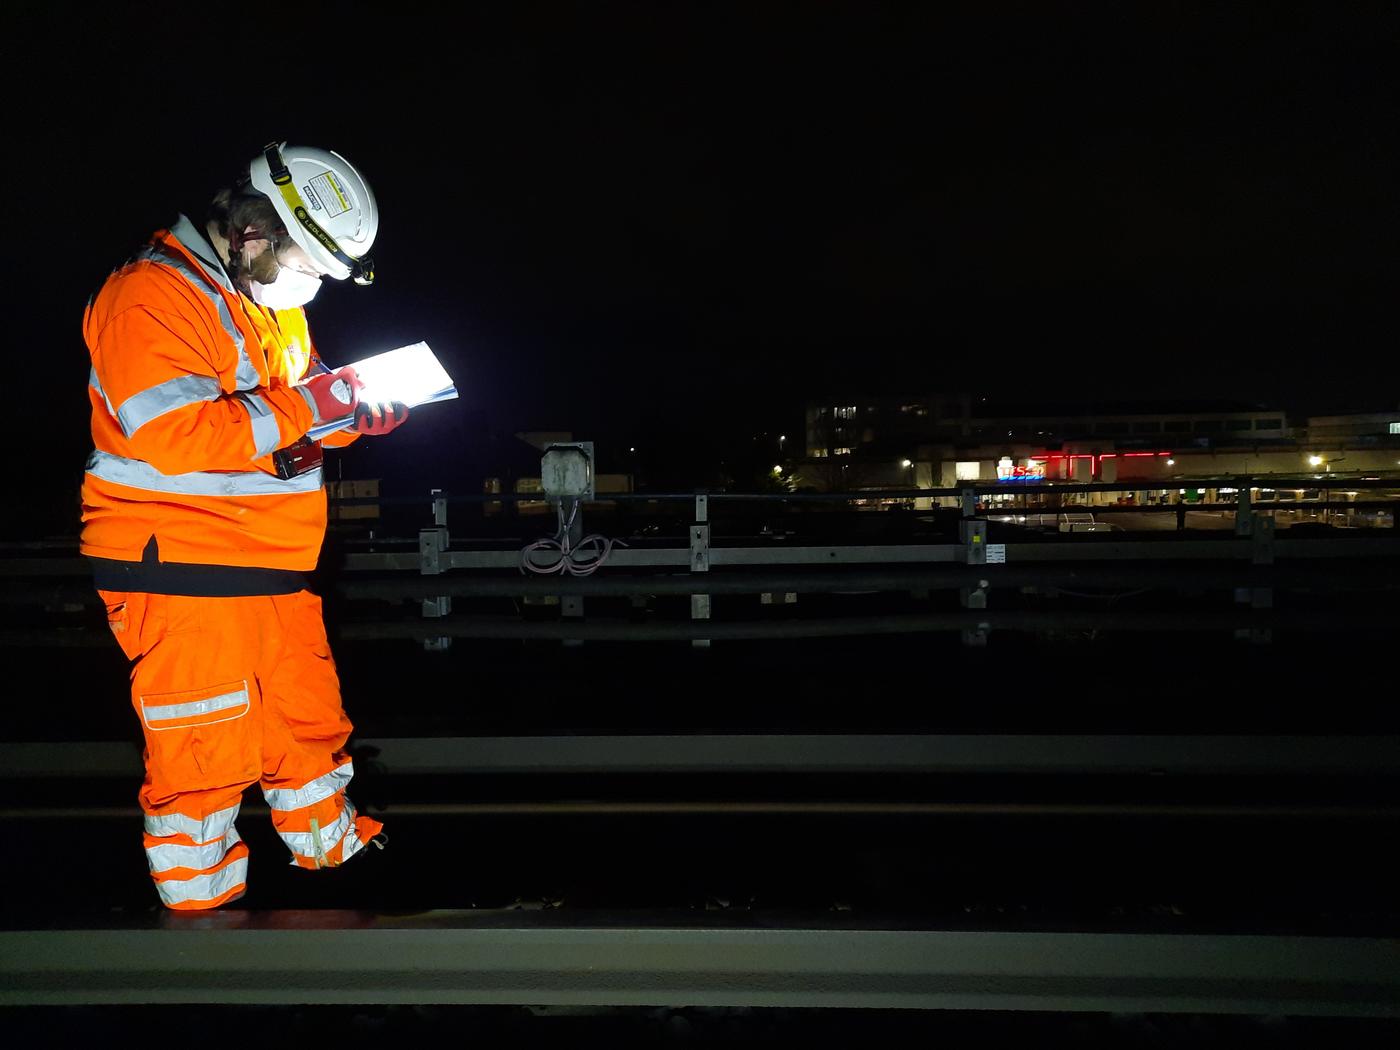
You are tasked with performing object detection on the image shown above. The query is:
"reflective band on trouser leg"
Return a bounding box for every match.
[124,595,266,910]
[143,802,248,909]
[262,762,355,814]
[153,845,249,910]
[143,801,242,844]
[260,591,382,872]
[264,764,382,869]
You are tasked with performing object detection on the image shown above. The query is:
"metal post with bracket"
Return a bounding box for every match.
[691,492,710,648]
[1235,511,1275,645]
[958,488,992,646]
[418,494,451,651]
[541,443,595,648]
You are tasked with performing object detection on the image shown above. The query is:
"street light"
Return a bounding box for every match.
[1308,455,1324,467]
[901,459,912,469]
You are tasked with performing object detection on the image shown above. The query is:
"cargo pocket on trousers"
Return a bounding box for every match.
[138,679,258,793]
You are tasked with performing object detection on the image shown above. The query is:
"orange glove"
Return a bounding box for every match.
[353,401,409,436]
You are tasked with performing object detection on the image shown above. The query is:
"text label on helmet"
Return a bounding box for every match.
[294,207,345,258]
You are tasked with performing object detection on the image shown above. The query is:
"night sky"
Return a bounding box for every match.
[9,2,1398,531]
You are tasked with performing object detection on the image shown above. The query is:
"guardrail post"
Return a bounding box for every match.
[1233,487,1252,536]
[960,487,978,519]
[418,517,451,652]
[959,511,989,646]
[1251,512,1275,568]
[1234,513,1275,645]
[691,492,711,647]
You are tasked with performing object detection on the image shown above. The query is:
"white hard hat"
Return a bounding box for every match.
[248,141,378,284]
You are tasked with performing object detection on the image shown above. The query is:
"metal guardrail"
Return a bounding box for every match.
[362,480,1399,648]
[340,477,1400,505]
[5,735,1397,779]
[3,912,1397,1013]
[2,482,1395,648]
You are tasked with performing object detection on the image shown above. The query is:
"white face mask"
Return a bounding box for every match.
[249,266,323,310]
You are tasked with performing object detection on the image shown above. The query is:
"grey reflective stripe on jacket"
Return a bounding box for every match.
[86,450,322,496]
[88,367,117,419]
[115,374,224,438]
[233,391,283,458]
[133,221,263,393]
[91,217,273,457]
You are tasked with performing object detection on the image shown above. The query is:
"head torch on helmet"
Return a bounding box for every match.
[252,141,378,286]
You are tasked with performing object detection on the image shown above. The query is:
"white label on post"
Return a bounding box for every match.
[986,544,1007,564]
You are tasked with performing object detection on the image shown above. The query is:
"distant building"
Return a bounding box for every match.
[1303,412,1400,441]
[796,396,1400,506]
[805,396,1289,459]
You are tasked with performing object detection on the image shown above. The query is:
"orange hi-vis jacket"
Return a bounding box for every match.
[82,216,356,584]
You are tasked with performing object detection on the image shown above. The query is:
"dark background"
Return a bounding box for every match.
[5,11,1399,1037]
[7,1,1398,535]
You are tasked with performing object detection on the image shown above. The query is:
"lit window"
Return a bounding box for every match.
[955,461,981,481]
[834,447,854,456]
[1390,422,1400,435]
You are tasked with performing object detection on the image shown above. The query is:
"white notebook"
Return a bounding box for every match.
[307,341,457,440]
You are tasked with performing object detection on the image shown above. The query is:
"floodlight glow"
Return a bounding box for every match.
[351,342,455,407]
[307,341,457,440]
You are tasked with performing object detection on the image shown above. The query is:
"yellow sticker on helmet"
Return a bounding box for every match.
[310,172,351,218]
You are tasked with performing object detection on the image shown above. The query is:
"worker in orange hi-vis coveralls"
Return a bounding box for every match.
[82,142,409,910]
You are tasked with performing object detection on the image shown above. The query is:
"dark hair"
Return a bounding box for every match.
[208,184,286,243]
[208,184,286,283]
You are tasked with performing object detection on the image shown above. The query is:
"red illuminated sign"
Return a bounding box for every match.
[1027,451,1175,479]
[996,461,1046,481]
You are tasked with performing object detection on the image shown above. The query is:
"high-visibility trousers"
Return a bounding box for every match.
[99,588,384,910]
